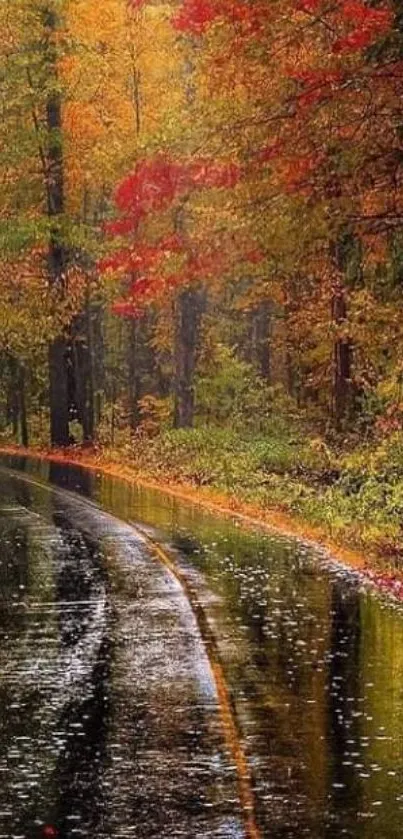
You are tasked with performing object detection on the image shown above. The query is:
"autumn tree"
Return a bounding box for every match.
[168,0,403,431]
[0,0,148,444]
[98,150,267,426]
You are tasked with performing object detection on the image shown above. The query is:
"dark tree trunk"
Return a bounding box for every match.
[49,336,69,445]
[110,378,117,446]
[18,364,29,448]
[71,333,87,440]
[174,286,204,429]
[252,301,271,381]
[285,347,298,402]
[70,285,96,443]
[7,356,20,438]
[11,400,18,439]
[332,285,352,430]
[283,281,301,405]
[92,303,104,429]
[44,6,70,447]
[85,289,95,441]
[128,320,141,430]
[7,356,29,446]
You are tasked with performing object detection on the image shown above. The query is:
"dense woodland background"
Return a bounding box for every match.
[2,0,403,557]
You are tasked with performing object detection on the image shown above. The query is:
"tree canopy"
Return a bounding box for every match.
[0,0,402,454]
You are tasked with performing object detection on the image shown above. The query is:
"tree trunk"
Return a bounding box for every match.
[92,303,104,429]
[7,356,20,438]
[332,285,352,430]
[128,320,141,430]
[18,364,29,448]
[9,384,19,440]
[174,286,204,429]
[252,301,271,381]
[11,399,18,439]
[44,6,70,447]
[85,287,95,441]
[70,286,96,443]
[49,336,69,445]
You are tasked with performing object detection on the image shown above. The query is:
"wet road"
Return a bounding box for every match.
[0,466,240,838]
[1,455,403,839]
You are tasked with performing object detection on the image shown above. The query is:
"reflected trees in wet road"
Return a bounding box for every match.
[0,467,240,838]
[1,456,403,838]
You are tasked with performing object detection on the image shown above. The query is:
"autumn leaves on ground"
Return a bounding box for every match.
[1,0,403,566]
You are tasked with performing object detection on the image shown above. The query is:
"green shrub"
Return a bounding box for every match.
[107,418,403,561]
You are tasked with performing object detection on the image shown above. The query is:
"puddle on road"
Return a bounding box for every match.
[0,466,240,838]
[1,455,403,838]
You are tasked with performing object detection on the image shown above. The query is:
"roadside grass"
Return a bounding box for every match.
[3,411,403,562]
[111,424,403,562]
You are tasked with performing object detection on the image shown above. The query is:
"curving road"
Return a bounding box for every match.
[2,457,403,839]
[0,467,244,839]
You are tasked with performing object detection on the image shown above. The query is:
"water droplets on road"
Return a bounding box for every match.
[0,466,241,838]
[0,454,403,838]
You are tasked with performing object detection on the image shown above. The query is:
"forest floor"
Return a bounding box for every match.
[2,425,403,600]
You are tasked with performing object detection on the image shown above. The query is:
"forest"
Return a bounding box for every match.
[1,0,403,562]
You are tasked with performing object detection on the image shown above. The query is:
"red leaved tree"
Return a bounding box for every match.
[98,152,264,425]
[170,0,398,427]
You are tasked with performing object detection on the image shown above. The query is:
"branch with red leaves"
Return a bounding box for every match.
[98,153,264,317]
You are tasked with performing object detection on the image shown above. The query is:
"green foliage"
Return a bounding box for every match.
[195,345,268,428]
[137,394,172,437]
[111,422,403,560]
[195,344,297,433]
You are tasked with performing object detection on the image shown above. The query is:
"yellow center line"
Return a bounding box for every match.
[142,533,262,839]
[0,462,261,837]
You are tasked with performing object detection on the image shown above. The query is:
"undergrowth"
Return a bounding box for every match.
[105,423,403,562]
